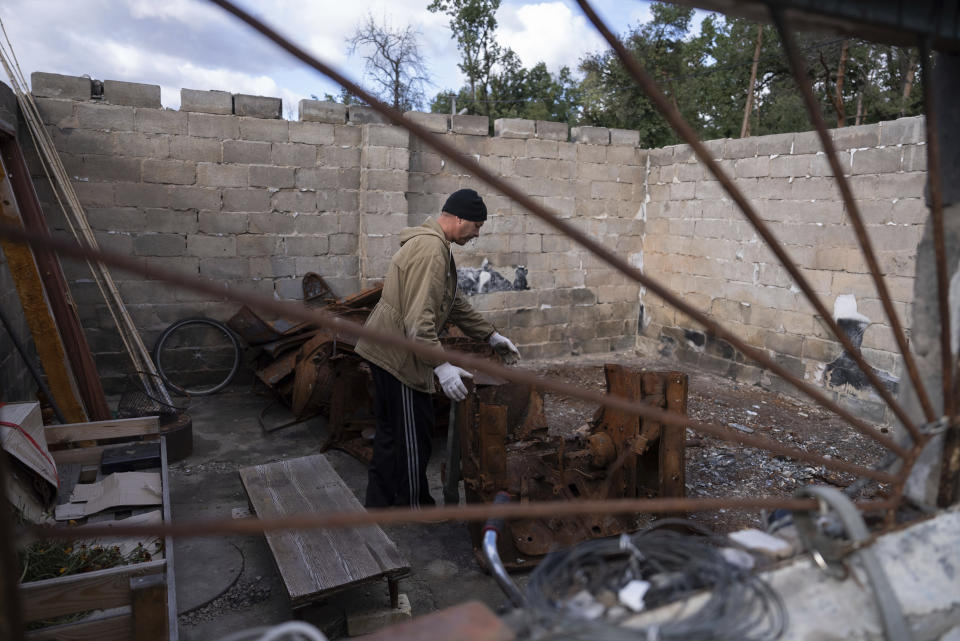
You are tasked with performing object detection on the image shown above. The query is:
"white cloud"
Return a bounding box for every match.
[497,2,606,73]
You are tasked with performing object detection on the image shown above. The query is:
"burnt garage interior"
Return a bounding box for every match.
[1,1,959,640]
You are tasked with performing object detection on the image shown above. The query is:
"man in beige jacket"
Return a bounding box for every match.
[355,189,521,508]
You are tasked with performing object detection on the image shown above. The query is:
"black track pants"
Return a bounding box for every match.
[365,363,436,508]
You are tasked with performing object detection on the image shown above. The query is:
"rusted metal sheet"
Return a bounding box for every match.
[460,366,688,567]
[228,306,283,346]
[291,332,333,418]
[302,271,333,306]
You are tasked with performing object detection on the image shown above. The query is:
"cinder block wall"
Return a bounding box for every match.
[640,119,927,424]
[21,72,928,424]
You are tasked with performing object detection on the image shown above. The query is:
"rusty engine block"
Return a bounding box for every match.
[458,365,688,566]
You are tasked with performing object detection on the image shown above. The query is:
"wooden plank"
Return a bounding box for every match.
[240,454,409,607]
[0,134,111,421]
[51,445,108,466]
[19,559,165,622]
[0,159,86,423]
[131,575,168,641]
[46,417,160,447]
[26,608,132,641]
[159,437,178,641]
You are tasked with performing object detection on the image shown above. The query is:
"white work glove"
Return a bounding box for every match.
[489,331,521,364]
[434,362,473,401]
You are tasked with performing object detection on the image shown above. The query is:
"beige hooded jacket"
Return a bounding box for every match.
[355,218,495,393]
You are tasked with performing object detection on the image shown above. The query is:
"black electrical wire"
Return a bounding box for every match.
[523,519,786,641]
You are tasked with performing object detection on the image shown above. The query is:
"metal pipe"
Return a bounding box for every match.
[574,0,922,442]
[204,0,905,455]
[23,496,896,542]
[482,492,526,608]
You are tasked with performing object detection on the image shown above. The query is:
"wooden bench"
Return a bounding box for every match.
[239,454,409,609]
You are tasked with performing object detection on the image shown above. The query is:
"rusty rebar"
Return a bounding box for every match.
[24,497,899,541]
[207,0,901,455]
[0,222,907,476]
[769,7,934,438]
[575,0,922,442]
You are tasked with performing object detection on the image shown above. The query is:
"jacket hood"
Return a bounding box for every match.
[400,218,447,247]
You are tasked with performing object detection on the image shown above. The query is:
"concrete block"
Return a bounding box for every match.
[143,208,199,234]
[271,142,316,167]
[169,135,222,162]
[103,80,161,108]
[223,140,271,164]
[577,143,606,163]
[249,212,297,234]
[197,162,248,187]
[169,186,221,211]
[234,93,282,119]
[288,121,334,145]
[495,118,535,138]
[199,257,250,280]
[31,72,91,101]
[610,128,639,146]
[86,207,145,232]
[879,116,925,146]
[536,120,567,141]
[249,164,295,188]
[115,183,169,208]
[133,233,186,257]
[571,126,610,145]
[238,234,284,256]
[850,147,900,175]
[734,155,770,178]
[34,97,76,127]
[832,123,880,150]
[404,110,448,133]
[187,234,236,257]
[365,169,407,191]
[451,114,488,135]
[295,166,339,190]
[525,139,559,160]
[335,124,362,145]
[222,189,270,213]
[348,105,388,124]
[298,99,345,124]
[189,112,239,139]
[272,190,317,212]
[239,117,288,142]
[113,131,169,158]
[75,103,134,131]
[757,132,794,156]
[66,155,141,183]
[134,108,187,135]
[364,125,409,148]
[181,88,233,115]
[143,159,196,185]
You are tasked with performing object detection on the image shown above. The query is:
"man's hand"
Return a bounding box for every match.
[434,362,474,401]
[489,332,521,365]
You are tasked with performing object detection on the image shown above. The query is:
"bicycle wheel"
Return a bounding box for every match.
[153,317,241,396]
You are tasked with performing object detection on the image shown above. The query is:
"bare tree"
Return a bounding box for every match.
[348,14,431,112]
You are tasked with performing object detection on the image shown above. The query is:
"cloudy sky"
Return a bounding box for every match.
[0,0,658,118]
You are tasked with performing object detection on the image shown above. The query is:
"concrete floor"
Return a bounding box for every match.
[170,386,510,641]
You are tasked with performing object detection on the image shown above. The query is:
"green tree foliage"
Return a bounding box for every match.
[427,0,503,116]
[576,3,924,146]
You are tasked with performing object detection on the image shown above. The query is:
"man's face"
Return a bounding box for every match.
[453,217,483,245]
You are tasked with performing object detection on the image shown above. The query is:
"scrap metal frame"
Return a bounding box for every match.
[1,0,957,636]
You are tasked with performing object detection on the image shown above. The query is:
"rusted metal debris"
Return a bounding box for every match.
[460,364,688,567]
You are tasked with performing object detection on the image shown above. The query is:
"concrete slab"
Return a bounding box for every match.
[174,538,243,613]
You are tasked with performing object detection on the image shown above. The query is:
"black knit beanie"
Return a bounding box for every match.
[442,189,487,222]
